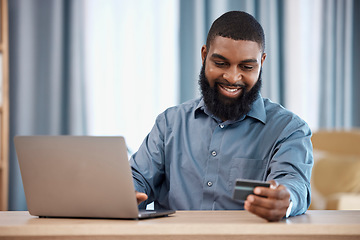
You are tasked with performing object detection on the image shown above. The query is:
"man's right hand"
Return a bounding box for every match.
[135,191,148,205]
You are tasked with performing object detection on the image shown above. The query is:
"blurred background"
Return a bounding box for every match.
[5,0,360,210]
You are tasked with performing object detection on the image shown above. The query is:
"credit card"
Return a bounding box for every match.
[232,179,270,201]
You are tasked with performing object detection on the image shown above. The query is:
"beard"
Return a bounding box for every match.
[199,63,262,121]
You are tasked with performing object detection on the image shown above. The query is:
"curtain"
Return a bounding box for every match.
[8,0,87,210]
[83,0,179,153]
[318,0,359,128]
[353,0,360,127]
[8,0,178,210]
[284,0,359,130]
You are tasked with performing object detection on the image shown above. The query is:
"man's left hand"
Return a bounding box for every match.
[244,180,290,222]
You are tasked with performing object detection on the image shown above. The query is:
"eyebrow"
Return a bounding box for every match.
[210,53,258,63]
[211,53,228,61]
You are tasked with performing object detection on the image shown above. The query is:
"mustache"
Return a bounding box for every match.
[215,81,247,89]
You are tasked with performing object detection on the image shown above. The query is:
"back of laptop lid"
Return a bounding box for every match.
[14,136,140,219]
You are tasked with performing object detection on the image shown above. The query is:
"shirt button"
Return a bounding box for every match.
[207,181,213,187]
[211,151,217,157]
[220,124,225,129]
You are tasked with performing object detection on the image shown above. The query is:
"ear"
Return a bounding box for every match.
[201,45,207,63]
[261,53,267,66]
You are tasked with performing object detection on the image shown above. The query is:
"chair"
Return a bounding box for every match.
[310,129,360,210]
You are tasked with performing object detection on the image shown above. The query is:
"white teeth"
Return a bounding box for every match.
[223,87,238,92]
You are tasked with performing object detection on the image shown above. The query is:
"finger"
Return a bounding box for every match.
[251,180,277,198]
[245,188,290,222]
[246,194,290,210]
[254,184,290,200]
[135,191,148,205]
[244,199,287,222]
[268,180,278,189]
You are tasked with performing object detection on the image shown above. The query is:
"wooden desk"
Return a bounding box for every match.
[1,210,360,239]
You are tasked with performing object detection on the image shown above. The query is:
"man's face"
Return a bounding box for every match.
[199,36,266,121]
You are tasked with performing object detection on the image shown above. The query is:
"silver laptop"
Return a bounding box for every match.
[14,136,175,219]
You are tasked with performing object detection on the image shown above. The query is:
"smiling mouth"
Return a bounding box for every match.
[217,83,244,98]
[221,85,241,92]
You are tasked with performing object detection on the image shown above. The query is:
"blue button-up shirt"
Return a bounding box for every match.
[130,95,313,216]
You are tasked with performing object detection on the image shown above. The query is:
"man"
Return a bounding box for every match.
[130,11,313,222]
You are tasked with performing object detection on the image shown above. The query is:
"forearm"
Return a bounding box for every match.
[129,114,167,207]
[267,124,313,216]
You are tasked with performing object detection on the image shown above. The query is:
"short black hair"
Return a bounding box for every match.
[206,11,265,52]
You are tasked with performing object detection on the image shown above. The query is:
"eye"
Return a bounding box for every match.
[214,61,228,67]
[241,65,254,71]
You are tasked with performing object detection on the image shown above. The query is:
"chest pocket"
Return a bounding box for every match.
[228,158,268,191]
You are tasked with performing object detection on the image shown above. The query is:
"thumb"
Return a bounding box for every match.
[268,180,278,189]
[135,191,148,205]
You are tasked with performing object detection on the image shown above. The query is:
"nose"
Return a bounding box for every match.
[223,67,241,84]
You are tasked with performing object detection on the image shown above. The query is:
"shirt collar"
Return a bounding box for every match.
[194,94,267,124]
[246,94,266,124]
[194,98,210,118]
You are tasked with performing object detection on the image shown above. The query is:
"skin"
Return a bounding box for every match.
[244,180,291,222]
[136,191,148,205]
[136,36,291,222]
[201,36,266,109]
